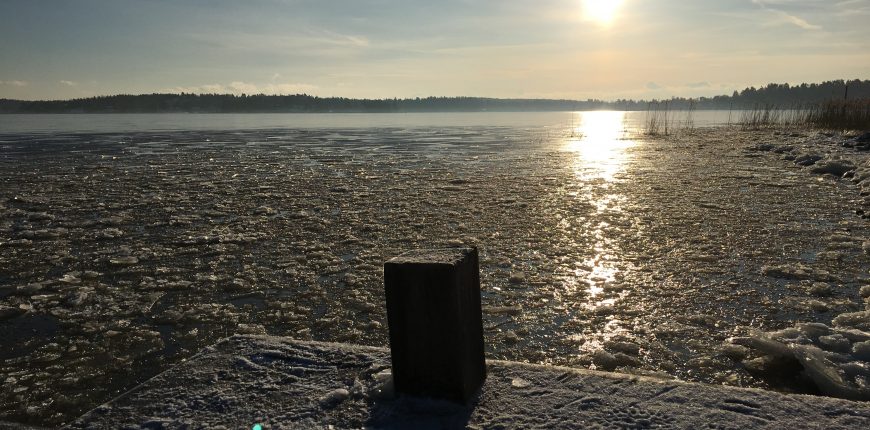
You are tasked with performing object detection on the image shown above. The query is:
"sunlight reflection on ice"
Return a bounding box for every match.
[563,111,636,309]
[564,111,635,182]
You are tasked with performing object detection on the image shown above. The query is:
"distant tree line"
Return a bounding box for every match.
[1,79,867,113]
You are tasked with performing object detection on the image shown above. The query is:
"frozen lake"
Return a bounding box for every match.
[0,110,738,133]
[1,112,868,426]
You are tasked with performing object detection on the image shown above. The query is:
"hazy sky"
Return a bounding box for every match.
[1,0,868,100]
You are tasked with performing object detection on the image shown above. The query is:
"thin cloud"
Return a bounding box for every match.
[60,80,78,87]
[634,81,737,99]
[191,28,371,56]
[832,2,870,18]
[306,28,371,48]
[772,9,821,30]
[0,80,28,87]
[161,81,319,95]
[228,81,258,94]
[270,83,320,94]
[752,0,822,30]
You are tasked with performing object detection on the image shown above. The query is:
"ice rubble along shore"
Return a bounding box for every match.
[735,131,870,400]
[730,321,870,400]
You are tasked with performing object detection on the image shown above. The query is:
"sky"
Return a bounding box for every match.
[1,0,868,101]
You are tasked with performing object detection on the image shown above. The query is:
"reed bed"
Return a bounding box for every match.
[643,100,699,135]
[805,99,870,130]
[644,101,668,135]
[643,98,870,134]
[738,99,870,130]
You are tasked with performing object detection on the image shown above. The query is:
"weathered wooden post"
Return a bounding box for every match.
[383,247,487,404]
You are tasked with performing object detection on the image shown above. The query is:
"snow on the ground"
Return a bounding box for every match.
[70,335,870,429]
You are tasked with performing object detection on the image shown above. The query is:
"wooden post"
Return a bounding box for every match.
[383,247,487,404]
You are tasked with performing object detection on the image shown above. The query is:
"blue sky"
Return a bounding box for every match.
[1,0,868,100]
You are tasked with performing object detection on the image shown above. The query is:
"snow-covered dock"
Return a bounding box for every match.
[70,335,870,429]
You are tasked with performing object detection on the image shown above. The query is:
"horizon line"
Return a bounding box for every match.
[2,79,866,104]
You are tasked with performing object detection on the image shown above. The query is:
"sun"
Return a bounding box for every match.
[582,0,624,26]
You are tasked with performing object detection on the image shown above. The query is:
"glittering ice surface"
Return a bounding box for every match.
[1,114,869,426]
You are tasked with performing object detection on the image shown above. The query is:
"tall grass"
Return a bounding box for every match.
[684,99,697,130]
[644,98,869,135]
[736,99,870,130]
[644,100,698,135]
[644,101,669,135]
[805,99,870,130]
[739,104,782,129]
[737,103,815,129]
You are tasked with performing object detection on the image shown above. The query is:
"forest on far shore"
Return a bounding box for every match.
[1,79,867,114]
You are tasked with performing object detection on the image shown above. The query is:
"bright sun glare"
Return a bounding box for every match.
[582,0,623,25]
[565,111,633,182]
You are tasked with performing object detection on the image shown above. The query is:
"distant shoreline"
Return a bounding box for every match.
[0,107,828,113]
[0,108,781,114]
[1,79,867,114]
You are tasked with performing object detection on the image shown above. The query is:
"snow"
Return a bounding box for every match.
[69,335,870,429]
[388,248,472,265]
